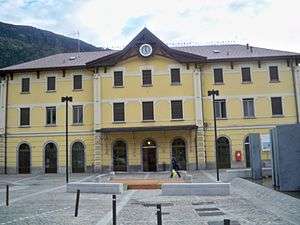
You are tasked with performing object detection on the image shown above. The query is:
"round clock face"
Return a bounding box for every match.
[139,44,153,57]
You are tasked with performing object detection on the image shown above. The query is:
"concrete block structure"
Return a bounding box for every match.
[161,183,230,196]
[0,28,300,174]
[67,182,124,194]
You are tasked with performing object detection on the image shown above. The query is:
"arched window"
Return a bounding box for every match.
[244,136,251,168]
[18,143,30,174]
[45,142,57,173]
[142,139,157,171]
[172,139,187,170]
[72,142,85,173]
[113,141,127,172]
[216,137,231,169]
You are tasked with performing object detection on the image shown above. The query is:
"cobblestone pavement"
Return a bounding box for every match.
[0,171,299,225]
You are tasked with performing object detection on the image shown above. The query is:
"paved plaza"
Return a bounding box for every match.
[0,171,300,225]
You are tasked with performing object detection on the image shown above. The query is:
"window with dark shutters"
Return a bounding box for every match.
[73,105,83,124]
[213,68,223,83]
[113,103,125,122]
[20,108,30,126]
[47,77,56,91]
[171,68,180,84]
[214,99,227,119]
[21,78,30,93]
[271,97,283,115]
[142,101,154,120]
[46,106,56,125]
[243,98,255,117]
[114,71,123,87]
[73,75,82,90]
[142,70,152,85]
[241,67,251,82]
[171,100,183,119]
[269,66,279,82]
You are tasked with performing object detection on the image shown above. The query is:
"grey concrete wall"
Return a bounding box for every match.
[271,124,300,191]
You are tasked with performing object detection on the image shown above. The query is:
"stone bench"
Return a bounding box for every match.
[225,168,272,181]
[161,183,230,196]
[67,182,124,194]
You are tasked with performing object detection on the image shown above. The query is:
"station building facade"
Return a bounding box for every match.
[0,28,300,174]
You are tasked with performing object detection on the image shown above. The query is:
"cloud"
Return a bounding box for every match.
[0,0,300,52]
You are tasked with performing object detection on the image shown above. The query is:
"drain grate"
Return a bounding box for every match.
[195,208,220,212]
[195,207,225,217]
[143,203,174,207]
[192,201,215,206]
[208,221,241,225]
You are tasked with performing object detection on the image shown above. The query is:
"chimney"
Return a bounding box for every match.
[246,43,249,49]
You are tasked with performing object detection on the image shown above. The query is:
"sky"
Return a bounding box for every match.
[0,0,300,52]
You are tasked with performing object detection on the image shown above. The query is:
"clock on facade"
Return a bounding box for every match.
[139,44,153,57]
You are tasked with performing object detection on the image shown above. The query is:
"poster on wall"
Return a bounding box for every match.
[260,134,271,151]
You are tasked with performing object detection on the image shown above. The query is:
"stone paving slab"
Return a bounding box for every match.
[0,171,299,225]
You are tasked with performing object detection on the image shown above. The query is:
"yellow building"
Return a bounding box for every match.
[0,28,300,174]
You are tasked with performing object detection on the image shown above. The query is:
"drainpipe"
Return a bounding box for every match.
[194,129,199,170]
[291,58,299,123]
[4,74,8,174]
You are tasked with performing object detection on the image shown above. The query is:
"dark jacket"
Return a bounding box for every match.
[171,158,179,170]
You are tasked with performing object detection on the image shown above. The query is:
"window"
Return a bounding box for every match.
[241,67,251,82]
[271,97,283,115]
[214,99,227,119]
[171,68,181,84]
[113,103,125,122]
[114,71,123,87]
[47,76,56,91]
[20,107,30,126]
[142,70,152,86]
[243,98,255,118]
[21,78,30,93]
[171,100,183,119]
[46,107,56,125]
[213,68,223,83]
[142,101,154,120]
[73,105,83,124]
[73,75,82,90]
[269,66,279,82]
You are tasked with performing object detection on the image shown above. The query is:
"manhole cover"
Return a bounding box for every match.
[208,221,240,225]
[192,201,215,206]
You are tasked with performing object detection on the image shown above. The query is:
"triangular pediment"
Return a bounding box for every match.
[86,28,206,67]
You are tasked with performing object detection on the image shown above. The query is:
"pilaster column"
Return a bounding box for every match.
[294,66,300,122]
[93,72,102,172]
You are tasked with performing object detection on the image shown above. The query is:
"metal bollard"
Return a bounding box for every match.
[224,219,230,225]
[6,185,9,206]
[74,190,80,217]
[156,204,162,225]
[112,194,116,225]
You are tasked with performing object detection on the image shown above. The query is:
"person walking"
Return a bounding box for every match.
[170,157,181,178]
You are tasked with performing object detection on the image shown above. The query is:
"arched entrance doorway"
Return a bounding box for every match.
[142,139,157,172]
[45,142,57,173]
[244,136,251,168]
[72,142,85,173]
[216,137,231,169]
[18,143,30,174]
[113,140,127,172]
[172,139,187,170]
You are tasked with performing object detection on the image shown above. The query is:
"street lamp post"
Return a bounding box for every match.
[61,96,73,183]
[208,89,220,181]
